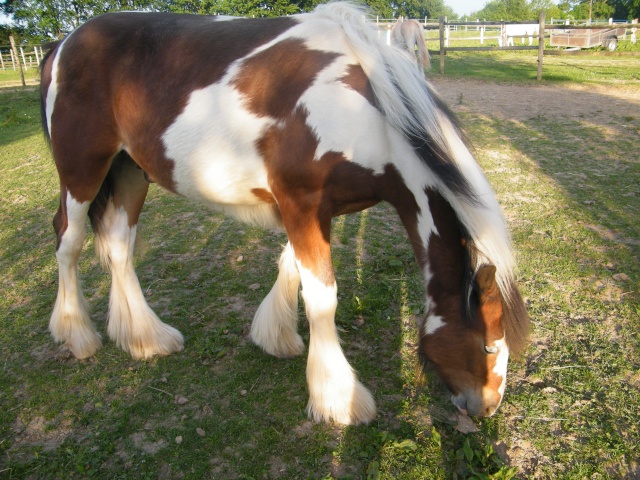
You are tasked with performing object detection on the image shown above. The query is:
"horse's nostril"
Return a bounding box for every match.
[451,394,468,415]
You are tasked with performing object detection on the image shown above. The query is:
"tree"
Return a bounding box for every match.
[570,0,615,20]
[472,0,533,20]
[0,0,465,39]
[602,0,637,19]
[395,0,456,19]
[529,0,564,19]
[2,0,162,39]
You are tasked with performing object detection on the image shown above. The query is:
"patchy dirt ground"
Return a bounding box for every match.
[431,77,640,121]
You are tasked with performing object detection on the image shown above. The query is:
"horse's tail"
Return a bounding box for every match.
[413,25,431,70]
[315,2,527,348]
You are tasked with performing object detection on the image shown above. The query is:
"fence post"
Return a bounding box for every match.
[10,37,26,85]
[20,47,28,70]
[445,19,450,47]
[537,12,545,81]
[439,16,445,74]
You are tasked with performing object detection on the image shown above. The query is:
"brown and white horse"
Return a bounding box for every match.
[40,2,528,424]
[391,19,431,73]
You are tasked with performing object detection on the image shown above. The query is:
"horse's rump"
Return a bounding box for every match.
[391,19,430,71]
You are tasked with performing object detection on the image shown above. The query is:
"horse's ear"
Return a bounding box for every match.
[476,265,498,303]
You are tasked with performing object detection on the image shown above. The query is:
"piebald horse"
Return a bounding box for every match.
[391,19,431,73]
[40,2,528,424]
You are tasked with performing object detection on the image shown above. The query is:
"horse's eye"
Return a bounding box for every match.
[484,345,499,354]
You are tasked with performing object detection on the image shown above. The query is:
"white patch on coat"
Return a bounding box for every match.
[299,67,390,170]
[491,337,509,397]
[162,81,277,226]
[424,315,445,336]
[45,37,70,138]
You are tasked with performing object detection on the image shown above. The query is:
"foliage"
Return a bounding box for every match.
[457,438,518,479]
[611,0,640,19]
[569,0,615,20]
[528,0,564,20]
[468,0,634,21]
[1,0,397,39]
[395,0,457,20]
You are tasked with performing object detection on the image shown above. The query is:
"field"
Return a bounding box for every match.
[1,51,639,478]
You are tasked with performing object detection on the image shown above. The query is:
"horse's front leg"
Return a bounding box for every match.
[251,241,304,358]
[282,203,376,425]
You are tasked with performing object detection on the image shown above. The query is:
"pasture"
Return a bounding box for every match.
[1,52,639,478]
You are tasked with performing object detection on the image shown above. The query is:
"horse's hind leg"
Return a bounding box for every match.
[91,153,183,359]
[50,189,102,358]
[251,242,304,358]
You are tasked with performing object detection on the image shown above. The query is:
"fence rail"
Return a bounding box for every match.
[1,41,45,84]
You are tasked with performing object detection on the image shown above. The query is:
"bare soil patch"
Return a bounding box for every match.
[431,77,640,121]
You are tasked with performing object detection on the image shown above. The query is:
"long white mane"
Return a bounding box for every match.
[313,3,518,296]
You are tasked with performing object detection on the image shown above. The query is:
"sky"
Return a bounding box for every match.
[448,0,490,17]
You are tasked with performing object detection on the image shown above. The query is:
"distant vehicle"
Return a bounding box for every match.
[550,27,627,51]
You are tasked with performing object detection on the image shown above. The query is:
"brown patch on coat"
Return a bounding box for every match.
[339,64,378,108]
[42,13,298,200]
[88,152,150,234]
[257,103,426,285]
[476,265,504,345]
[257,107,340,283]
[52,186,69,249]
[234,38,340,119]
[251,188,276,204]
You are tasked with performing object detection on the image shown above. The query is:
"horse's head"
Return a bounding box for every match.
[420,264,509,416]
[418,191,528,417]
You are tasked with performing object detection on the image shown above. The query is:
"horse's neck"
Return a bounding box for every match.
[378,167,467,294]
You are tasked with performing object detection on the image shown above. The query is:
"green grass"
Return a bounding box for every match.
[0,68,40,88]
[1,55,639,478]
[432,49,640,83]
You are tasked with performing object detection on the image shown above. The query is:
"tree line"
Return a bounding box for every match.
[2,0,639,43]
[469,0,638,22]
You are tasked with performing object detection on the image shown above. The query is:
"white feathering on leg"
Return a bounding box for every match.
[50,194,102,359]
[98,201,183,359]
[251,242,304,358]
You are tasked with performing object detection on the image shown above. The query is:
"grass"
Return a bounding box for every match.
[0,68,40,88]
[436,49,640,83]
[0,52,639,478]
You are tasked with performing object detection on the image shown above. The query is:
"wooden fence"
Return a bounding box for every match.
[0,43,44,71]
[384,14,639,80]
